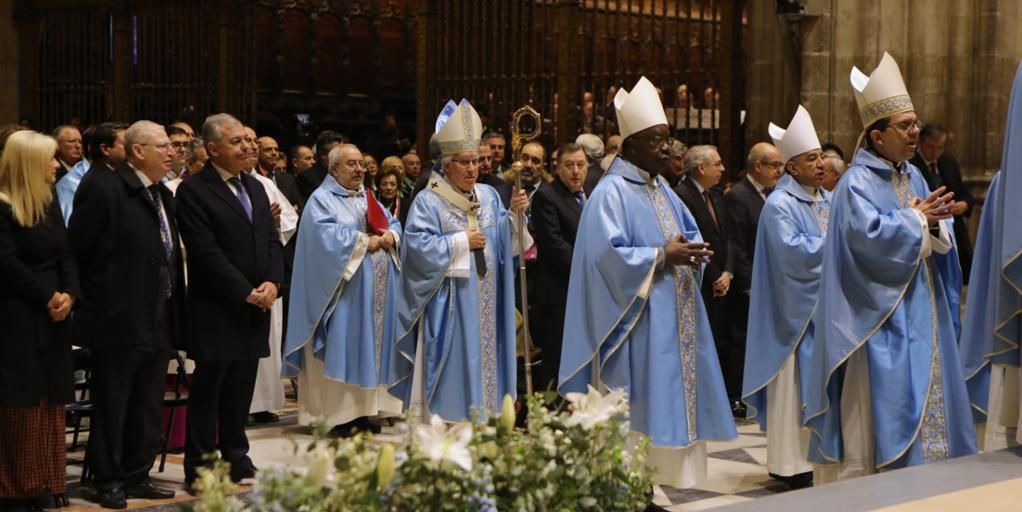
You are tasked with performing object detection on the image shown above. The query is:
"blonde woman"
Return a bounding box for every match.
[0,130,79,510]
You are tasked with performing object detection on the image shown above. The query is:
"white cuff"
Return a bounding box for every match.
[930,221,953,255]
[447,231,471,278]
[637,259,657,299]
[912,209,932,259]
[510,213,535,257]
[389,229,402,249]
[655,247,665,271]
[344,233,369,281]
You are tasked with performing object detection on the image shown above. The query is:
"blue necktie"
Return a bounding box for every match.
[575,191,586,208]
[228,176,253,221]
[147,185,174,298]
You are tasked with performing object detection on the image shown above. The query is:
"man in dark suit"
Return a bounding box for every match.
[68,121,186,508]
[909,122,975,282]
[257,135,302,212]
[530,143,589,391]
[176,113,284,489]
[477,141,512,208]
[674,145,742,416]
[723,142,783,402]
[295,130,346,201]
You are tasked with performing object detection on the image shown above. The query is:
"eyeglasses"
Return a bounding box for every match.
[636,135,676,149]
[171,141,189,149]
[452,157,480,167]
[140,143,172,151]
[886,119,921,134]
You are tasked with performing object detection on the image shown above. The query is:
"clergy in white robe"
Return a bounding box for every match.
[248,168,298,416]
[386,99,531,422]
[742,106,829,487]
[558,77,737,489]
[284,144,403,429]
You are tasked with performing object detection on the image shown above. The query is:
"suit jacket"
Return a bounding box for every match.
[723,177,766,293]
[272,169,304,211]
[296,162,328,202]
[583,162,603,195]
[0,200,79,406]
[68,162,187,352]
[532,179,584,306]
[674,179,736,291]
[909,152,975,280]
[175,163,284,361]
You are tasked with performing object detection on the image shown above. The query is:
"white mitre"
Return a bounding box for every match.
[614,76,669,140]
[850,52,915,128]
[768,105,821,163]
[435,99,482,155]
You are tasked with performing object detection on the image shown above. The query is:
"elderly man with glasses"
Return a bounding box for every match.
[388,100,530,423]
[805,52,976,483]
[559,77,736,489]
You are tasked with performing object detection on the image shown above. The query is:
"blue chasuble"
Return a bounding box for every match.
[283,177,402,388]
[386,180,517,421]
[805,148,976,469]
[558,156,736,448]
[961,64,1022,420]
[742,174,830,430]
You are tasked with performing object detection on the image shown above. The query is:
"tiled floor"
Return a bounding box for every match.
[58,396,791,511]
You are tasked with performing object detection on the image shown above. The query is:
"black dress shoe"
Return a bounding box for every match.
[249,411,280,424]
[96,488,127,510]
[125,479,176,499]
[731,400,747,418]
[229,461,258,483]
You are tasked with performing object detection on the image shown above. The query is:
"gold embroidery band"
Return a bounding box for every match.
[859,95,914,128]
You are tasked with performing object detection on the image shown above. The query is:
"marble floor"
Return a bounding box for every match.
[55,388,1022,511]
[57,387,791,511]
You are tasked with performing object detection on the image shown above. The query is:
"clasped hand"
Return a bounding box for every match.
[911,186,956,227]
[245,281,278,311]
[368,231,396,252]
[664,234,713,268]
[47,291,74,322]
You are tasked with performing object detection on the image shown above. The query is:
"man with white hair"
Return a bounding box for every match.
[284,143,403,435]
[388,99,530,422]
[68,120,184,508]
[575,133,603,195]
[559,77,736,488]
[176,113,284,490]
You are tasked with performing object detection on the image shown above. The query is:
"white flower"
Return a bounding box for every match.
[563,385,628,430]
[414,415,474,471]
[305,443,336,486]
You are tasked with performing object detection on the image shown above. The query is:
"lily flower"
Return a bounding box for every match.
[414,415,474,471]
[564,385,628,430]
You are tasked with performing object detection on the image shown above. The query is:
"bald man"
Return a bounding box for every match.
[724,143,784,409]
[258,136,301,210]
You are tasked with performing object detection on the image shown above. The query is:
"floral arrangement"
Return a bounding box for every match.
[188,386,653,512]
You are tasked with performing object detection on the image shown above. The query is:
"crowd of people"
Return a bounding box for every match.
[0,50,1011,512]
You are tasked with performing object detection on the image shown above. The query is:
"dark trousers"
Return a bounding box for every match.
[183,358,259,482]
[703,285,743,402]
[86,348,170,491]
[531,303,567,393]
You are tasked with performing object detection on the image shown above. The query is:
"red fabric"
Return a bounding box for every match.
[0,398,66,498]
[365,189,390,235]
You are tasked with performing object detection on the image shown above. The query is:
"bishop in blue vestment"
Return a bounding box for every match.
[387,100,530,422]
[742,104,830,485]
[284,143,403,432]
[558,77,736,489]
[805,53,976,483]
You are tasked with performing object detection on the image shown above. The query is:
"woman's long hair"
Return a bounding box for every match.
[0,130,58,227]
